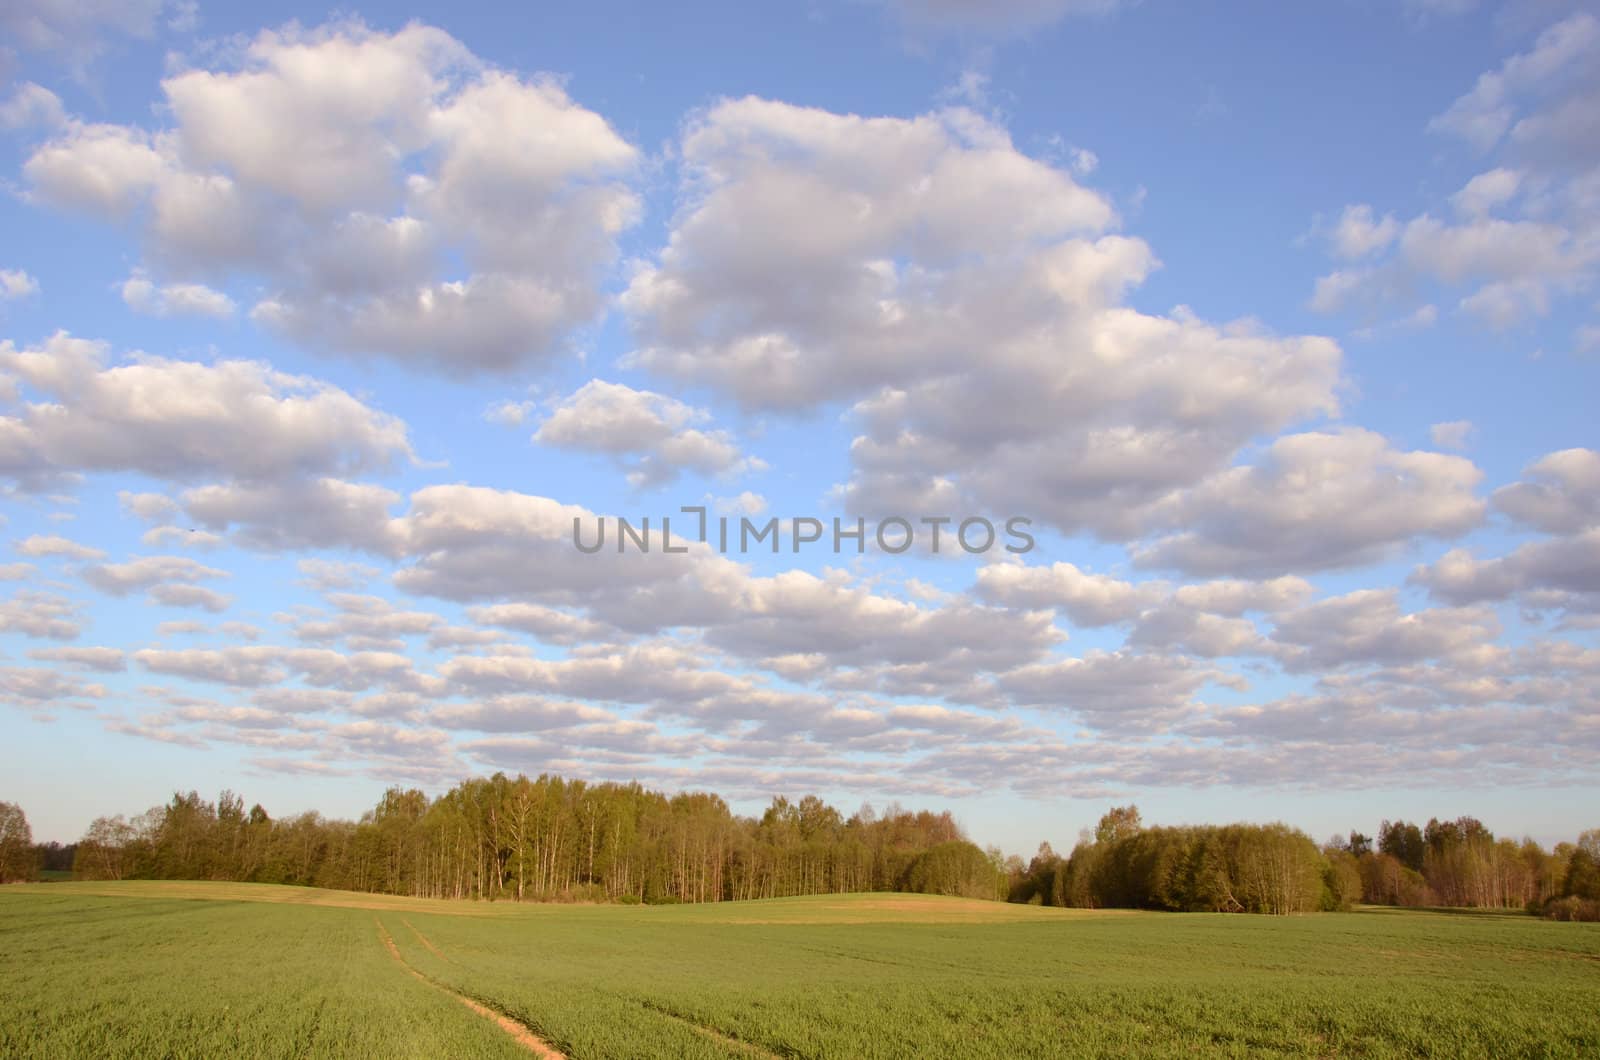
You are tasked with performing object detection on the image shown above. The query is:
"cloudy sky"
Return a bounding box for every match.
[1,0,1596,850]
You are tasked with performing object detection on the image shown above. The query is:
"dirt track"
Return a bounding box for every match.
[375,918,564,1059]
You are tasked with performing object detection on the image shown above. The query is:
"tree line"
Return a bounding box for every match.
[3,785,1596,919]
[1007,806,1600,920]
[10,779,1008,903]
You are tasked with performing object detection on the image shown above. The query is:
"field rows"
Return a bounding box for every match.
[3,882,1599,1058]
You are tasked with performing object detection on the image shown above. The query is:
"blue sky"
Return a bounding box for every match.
[0,0,1596,853]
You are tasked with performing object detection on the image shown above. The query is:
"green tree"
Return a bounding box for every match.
[1378,819,1425,871]
[0,801,38,883]
[1564,849,1600,901]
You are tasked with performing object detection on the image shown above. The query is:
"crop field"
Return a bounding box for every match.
[2,883,1598,1058]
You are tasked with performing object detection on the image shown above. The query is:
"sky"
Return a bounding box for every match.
[0,0,1596,853]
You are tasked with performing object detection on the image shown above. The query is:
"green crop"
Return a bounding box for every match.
[3,882,1597,1058]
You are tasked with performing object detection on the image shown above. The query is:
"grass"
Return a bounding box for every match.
[2,882,1598,1058]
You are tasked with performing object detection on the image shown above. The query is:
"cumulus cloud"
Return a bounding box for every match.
[625,98,1343,543]
[466,602,613,645]
[148,583,233,612]
[1311,14,1600,328]
[373,487,838,650]
[0,270,41,301]
[0,84,66,131]
[623,99,1117,409]
[705,568,1060,675]
[1427,13,1598,151]
[1412,531,1600,608]
[28,645,125,671]
[1411,448,1600,625]
[1169,576,1313,615]
[22,20,639,375]
[118,491,178,522]
[0,666,106,706]
[81,555,230,612]
[1268,589,1501,672]
[2,0,174,71]
[1492,448,1600,533]
[974,561,1158,626]
[14,533,103,560]
[141,526,223,550]
[288,593,442,647]
[0,590,82,639]
[430,695,616,733]
[134,645,425,692]
[1430,420,1475,451]
[1134,428,1485,576]
[183,478,402,553]
[996,650,1219,732]
[534,380,764,487]
[1451,168,1521,217]
[296,559,380,591]
[120,272,234,318]
[1329,205,1399,259]
[0,333,413,490]
[1126,604,1268,659]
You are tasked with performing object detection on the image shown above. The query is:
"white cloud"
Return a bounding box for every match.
[1268,589,1500,672]
[0,333,413,490]
[0,270,41,301]
[1451,168,1522,217]
[14,534,104,560]
[0,590,82,639]
[288,593,443,648]
[1428,13,1598,151]
[466,603,612,646]
[625,98,1344,543]
[431,695,616,733]
[0,666,105,705]
[296,559,379,591]
[1492,448,1600,534]
[710,491,767,517]
[23,20,640,375]
[0,83,66,131]
[623,98,1117,411]
[1430,420,1475,450]
[118,491,178,522]
[1170,576,1312,616]
[1134,428,1485,576]
[81,554,227,597]
[534,379,764,487]
[140,525,223,550]
[1330,204,1399,259]
[148,583,233,612]
[975,561,1158,626]
[183,478,402,553]
[1312,14,1600,329]
[121,272,234,318]
[1412,530,1600,611]
[997,650,1217,732]
[134,645,425,692]
[2,0,171,71]
[27,646,125,671]
[483,399,537,427]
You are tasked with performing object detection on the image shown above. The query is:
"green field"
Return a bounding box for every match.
[2,883,1597,1058]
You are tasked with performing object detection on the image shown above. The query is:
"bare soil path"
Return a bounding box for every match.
[641,1001,785,1060]
[375,917,565,1059]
